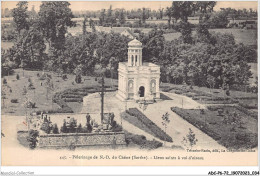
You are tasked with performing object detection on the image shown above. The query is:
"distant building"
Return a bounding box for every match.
[117,39,160,102]
[95,26,138,39]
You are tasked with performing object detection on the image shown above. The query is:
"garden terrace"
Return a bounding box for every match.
[171,106,257,149]
[161,83,258,111]
[49,86,117,114]
[1,69,118,115]
[122,108,173,142]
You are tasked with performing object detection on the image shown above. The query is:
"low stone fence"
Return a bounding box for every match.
[38,132,126,148]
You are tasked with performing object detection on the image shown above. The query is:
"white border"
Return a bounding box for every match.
[1,0,259,175]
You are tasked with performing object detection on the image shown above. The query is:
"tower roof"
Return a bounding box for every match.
[128,38,142,47]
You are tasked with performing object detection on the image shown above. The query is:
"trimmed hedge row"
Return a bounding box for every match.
[126,108,173,142]
[125,132,163,150]
[48,86,117,114]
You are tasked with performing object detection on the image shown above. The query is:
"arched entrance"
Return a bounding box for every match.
[139,86,145,97]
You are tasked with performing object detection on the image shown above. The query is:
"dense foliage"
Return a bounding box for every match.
[2,1,257,92]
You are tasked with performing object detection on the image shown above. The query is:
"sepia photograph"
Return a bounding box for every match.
[0,0,258,173]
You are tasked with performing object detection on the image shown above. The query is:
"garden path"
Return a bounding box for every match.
[81,91,225,149]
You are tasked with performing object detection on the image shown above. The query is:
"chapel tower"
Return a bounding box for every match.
[117,39,160,102]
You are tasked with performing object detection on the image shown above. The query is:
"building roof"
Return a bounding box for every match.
[128,38,142,47]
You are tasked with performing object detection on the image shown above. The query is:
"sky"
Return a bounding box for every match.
[1,1,258,12]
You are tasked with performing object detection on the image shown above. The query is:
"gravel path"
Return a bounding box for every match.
[81,91,225,149]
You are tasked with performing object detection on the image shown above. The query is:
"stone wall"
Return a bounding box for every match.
[38,132,126,148]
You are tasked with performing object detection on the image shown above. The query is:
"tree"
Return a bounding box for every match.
[141,8,146,24]
[171,2,181,25]
[161,112,170,143]
[195,2,216,43]
[63,33,97,75]
[179,21,193,44]
[53,123,59,134]
[61,120,68,133]
[76,123,83,133]
[141,28,165,63]
[12,1,29,36]
[182,128,198,149]
[119,10,126,25]
[38,2,75,52]
[209,11,229,28]
[165,7,172,28]
[99,9,106,26]
[16,74,20,80]
[82,17,87,35]
[10,28,46,70]
[89,18,96,32]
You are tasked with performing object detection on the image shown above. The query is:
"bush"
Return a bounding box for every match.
[125,132,163,150]
[28,82,35,90]
[53,124,59,134]
[27,130,39,149]
[62,74,68,80]
[26,101,36,108]
[3,78,7,84]
[40,122,51,134]
[75,74,82,84]
[11,99,18,103]
[16,74,20,80]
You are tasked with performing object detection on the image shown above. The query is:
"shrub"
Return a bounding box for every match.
[11,99,18,103]
[26,101,36,108]
[226,89,230,96]
[53,124,59,134]
[60,121,68,133]
[40,122,51,134]
[125,132,163,150]
[27,130,39,149]
[76,123,83,133]
[16,74,20,80]
[62,74,68,80]
[28,82,35,90]
[3,78,7,84]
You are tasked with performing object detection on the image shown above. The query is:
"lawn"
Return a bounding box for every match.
[171,106,257,149]
[1,69,118,116]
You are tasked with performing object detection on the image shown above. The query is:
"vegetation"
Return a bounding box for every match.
[27,129,39,149]
[2,1,256,95]
[171,106,257,149]
[123,108,173,142]
[182,128,198,149]
[125,131,163,150]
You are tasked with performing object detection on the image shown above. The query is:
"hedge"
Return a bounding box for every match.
[125,132,163,150]
[126,108,173,142]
